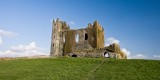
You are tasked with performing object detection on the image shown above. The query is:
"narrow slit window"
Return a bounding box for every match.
[53,44,54,47]
[85,33,88,40]
[76,34,79,43]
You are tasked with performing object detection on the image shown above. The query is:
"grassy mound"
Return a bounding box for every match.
[0,58,159,80]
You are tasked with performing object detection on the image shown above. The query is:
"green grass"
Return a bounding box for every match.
[0,58,159,80]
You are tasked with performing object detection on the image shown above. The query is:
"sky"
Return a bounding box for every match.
[0,0,160,59]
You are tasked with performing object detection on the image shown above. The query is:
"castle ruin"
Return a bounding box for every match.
[50,18,127,59]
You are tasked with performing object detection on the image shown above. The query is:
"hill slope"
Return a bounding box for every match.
[0,58,159,80]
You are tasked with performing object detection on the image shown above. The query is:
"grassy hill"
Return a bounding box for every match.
[0,58,159,80]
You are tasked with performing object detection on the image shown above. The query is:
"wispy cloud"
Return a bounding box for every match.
[153,55,160,58]
[153,55,160,60]
[0,29,17,37]
[11,42,38,52]
[131,54,148,59]
[0,37,2,45]
[69,21,75,25]
[0,42,49,57]
[105,37,120,46]
[0,29,17,46]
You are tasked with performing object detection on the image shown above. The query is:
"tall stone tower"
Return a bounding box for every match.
[93,20,104,48]
[50,18,69,56]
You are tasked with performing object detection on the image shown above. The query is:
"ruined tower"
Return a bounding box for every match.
[50,18,69,56]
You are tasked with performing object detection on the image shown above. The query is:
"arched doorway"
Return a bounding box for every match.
[72,54,77,57]
[104,52,109,58]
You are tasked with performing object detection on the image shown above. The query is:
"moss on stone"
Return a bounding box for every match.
[64,30,76,55]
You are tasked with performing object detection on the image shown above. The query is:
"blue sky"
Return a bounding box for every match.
[0,0,160,59]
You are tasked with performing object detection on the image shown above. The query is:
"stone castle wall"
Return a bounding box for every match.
[50,18,127,59]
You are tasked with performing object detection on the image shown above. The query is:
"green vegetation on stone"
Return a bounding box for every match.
[0,58,159,80]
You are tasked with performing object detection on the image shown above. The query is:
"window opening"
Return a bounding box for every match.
[85,33,88,40]
[76,34,79,43]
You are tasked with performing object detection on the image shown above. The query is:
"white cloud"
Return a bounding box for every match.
[122,48,131,59]
[0,29,17,37]
[105,37,120,46]
[0,29,17,46]
[69,21,75,25]
[0,42,49,57]
[153,55,160,58]
[153,55,160,60]
[0,37,3,45]
[131,54,148,59]
[11,42,37,52]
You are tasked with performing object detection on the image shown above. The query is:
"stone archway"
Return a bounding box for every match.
[104,52,109,58]
[72,54,77,57]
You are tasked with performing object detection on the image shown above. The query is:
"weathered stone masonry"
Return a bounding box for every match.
[50,18,127,59]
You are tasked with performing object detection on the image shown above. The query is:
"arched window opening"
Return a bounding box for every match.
[85,33,88,40]
[76,34,79,43]
[104,52,109,58]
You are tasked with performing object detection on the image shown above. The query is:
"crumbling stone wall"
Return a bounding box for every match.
[68,48,104,58]
[73,29,93,52]
[63,30,76,55]
[62,21,105,56]
[69,43,126,59]
[106,43,127,59]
